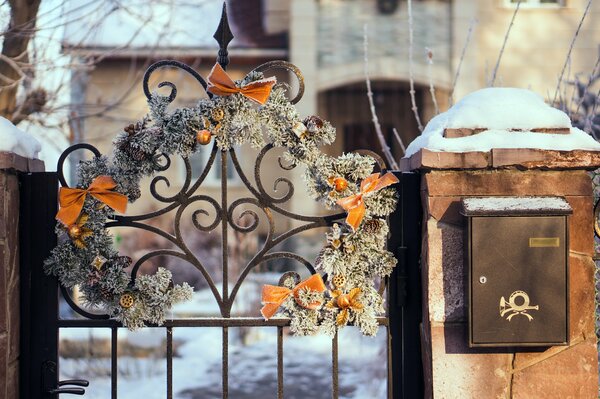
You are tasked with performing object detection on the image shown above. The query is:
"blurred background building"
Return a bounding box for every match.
[59,0,600,221]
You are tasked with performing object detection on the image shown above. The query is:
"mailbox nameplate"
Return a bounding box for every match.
[468,215,569,347]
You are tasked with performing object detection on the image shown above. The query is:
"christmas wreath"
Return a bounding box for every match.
[44,62,399,335]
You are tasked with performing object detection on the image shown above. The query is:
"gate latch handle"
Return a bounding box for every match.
[58,380,89,387]
[46,379,89,395]
[47,387,85,395]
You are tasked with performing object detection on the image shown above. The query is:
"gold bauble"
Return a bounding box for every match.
[211,108,225,121]
[333,177,348,192]
[68,225,82,239]
[119,293,135,308]
[332,275,347,288]
[337,294,351,309]
[196,129,212,145]
[331,238,342,249]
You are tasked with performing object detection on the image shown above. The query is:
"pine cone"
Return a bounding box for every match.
[303,115,324,133]
[99,286,114,300]
[363,219,383,234]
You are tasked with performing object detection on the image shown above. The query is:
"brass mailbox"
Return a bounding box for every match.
[462,197,571,347]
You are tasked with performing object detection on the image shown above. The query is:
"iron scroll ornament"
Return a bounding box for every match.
[46,9,399,335]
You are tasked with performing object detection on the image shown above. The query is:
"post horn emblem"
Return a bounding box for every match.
[499,290,539,321]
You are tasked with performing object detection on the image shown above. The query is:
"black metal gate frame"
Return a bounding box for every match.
[19,6,423,398]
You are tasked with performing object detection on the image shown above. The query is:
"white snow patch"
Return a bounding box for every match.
[462,196,572,214]
[0,117,41,159]
[405,88,600,157]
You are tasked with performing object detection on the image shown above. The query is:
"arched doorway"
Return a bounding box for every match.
[319,81,446,161]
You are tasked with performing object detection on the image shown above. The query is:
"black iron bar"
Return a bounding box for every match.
[222,149,229,315]
[111,327,118,399]
[167,327,173,399]
[277,327,284,399]
[332,331,339,399]
[222,327,229,399]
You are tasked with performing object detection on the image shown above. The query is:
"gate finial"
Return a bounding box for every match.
[213,2,234,71]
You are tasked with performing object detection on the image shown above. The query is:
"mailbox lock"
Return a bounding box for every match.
[479,276,487,284]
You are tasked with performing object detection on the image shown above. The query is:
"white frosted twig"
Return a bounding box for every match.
[363,24,399,170]
[425,47,439,115]
[449,18,476,106]
[392,128,406,156]
[490,0,521,87]
[553,0,592,105]
[407,0,423,132]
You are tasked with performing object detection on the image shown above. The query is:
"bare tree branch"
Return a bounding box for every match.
[0,0,42,119]
[407,0,423,132]
[363,24,398,170]
[490,0,521,87]
[450,18,476,106]
[425,47,439,115]
[552,0,593,105]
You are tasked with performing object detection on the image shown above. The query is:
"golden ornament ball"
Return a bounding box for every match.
[196,129,212,145]
[211,108,225,121]
[68,225,82,238]
[337,294,351,309]
[331,238,342,249]
[333,177,348,192]
[119,293,135,308]
[332,274,347,288]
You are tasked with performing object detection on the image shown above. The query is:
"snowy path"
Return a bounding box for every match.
[59,326,387,398]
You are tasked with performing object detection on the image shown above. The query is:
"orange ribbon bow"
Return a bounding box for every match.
[336,172,399,231]
[261,274,327,319]
[207,63,277,105]
[56,175,128,226]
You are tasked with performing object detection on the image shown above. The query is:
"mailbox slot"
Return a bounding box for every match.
[462,197,571,348]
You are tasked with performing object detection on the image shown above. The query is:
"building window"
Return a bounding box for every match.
[504,0,564,7]
[377,0,399,14]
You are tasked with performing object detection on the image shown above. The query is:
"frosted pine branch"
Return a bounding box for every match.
[363,24,398,170]
[450,18,476,106]
[553,0,592,105]
[490,0,521,87]
[407,0,423,132]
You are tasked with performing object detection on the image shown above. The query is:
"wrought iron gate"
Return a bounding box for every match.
[20,168,422,399]
[19,7,423,399]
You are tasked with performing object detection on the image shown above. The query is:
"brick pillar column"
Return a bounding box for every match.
[0,152,44,399]
[403,148,600,398]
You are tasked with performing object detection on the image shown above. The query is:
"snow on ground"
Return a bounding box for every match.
[59,286,387,399]
[0,117,42,159]
[405,88,600,157]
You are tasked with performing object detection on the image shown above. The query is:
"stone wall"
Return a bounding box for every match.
[404,149,600,398]
[0,153,44,399]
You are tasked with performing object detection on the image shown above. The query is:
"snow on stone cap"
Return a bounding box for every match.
[462,196,572,216]
[0,117,42,159]
[405,87,600,157]
[446,88,570,130]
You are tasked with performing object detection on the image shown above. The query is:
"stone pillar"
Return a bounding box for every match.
[0,152,44,399]
[403,148,600,398]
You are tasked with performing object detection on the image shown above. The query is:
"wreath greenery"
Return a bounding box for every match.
[44,62,399,336]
